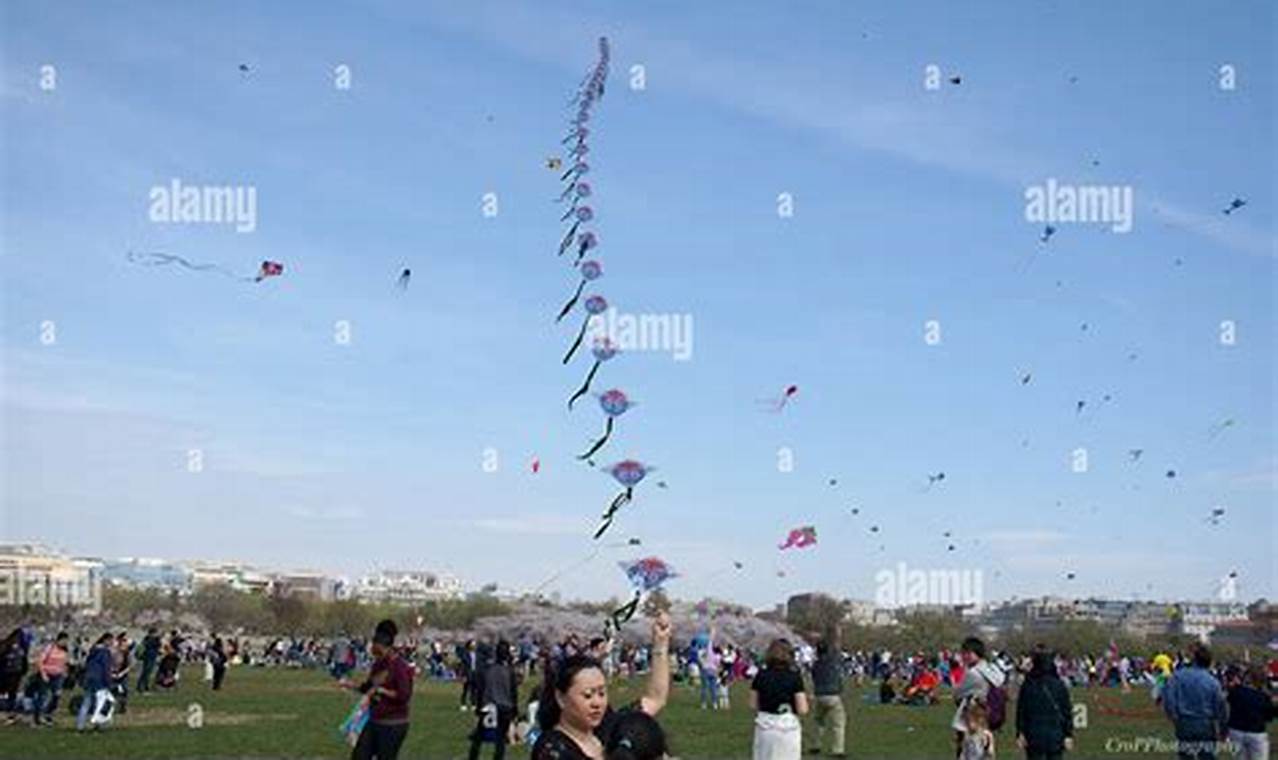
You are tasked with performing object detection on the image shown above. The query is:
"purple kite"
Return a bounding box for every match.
[579,388,633,460]
[778,525,818,550]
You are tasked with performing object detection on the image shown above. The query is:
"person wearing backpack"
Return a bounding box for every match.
[1015,648,1074,759]
[952,637,1007,758]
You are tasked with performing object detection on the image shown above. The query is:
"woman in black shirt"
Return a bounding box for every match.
[750,639,808,759]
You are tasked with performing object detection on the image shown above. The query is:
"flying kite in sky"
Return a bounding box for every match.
[579,389,633,460]
[1207,418,1236,440]
[530,457,540,474]
[568,338,619,409]
[559,182,593,220]
[556,260,603,323]
[546,156,562,171]
[1040,225,1057,243]
[562,294,609,365]
[778,526,817,550]
[1205,507,1226,526]
[760,384,799,412]
[1128,449,1144,462]
[1221,197,1247,215]
[127,251,282,284]
[558,206,595,257]
[569,231,598,266]
[1165,469,1177,479]
[925,472,946,490]
[594,459,651,539]
[1020,372,1032,385]
[618,557,676,592]
[396,268,411,290]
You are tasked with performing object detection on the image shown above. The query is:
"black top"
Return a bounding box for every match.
[811,655,843,696]
[1014,673,1073,751]
[1227,685,1276,734]
[752,667,804,714]
[531,728,594,760]
[531,704,634,760]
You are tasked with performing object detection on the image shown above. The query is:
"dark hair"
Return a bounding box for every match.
[960,636,986,660]
[1029,647,1056,677]
[495,640,512,665]
[764,639,793,670]
[537,654,604,730]
[589,637,607,650]
[606,710,668,760]
[1191,643,1211,668]
[373,619,398,647]
[816,640,830,658]
[95,633,113,646]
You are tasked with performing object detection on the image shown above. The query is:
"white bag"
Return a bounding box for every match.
[90,688,116,726]
[204,661,214,682]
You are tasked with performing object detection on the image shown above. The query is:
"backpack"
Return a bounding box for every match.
[978,669,1008,731]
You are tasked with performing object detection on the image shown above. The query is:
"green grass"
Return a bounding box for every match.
[0,665,1266,758]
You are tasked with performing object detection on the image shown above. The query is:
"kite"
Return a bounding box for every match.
[1065,572,1076,581]
[655,481,668,489]
[733,561,744,570]
[760,384,799,412]
[1128,449,1144,462]
[1040,225,1056,243]
[869,525,880,533]
[559,182,593,220]
[579,388,633,460]
[396,268,411,290]
[568,231,599,266]
[556,260,603,323]
[1076,400,1086,415]
[238,63,251,73]
[558,206,595,256]
[627,537,641,546]
[828,478,838,487]
[1165,469,1177,479]
[948,75,962,85]
[547,156,562,171]
[1020,372,1032,385]
[1222,198,1247,215]
[849,507,859,516]
[618,557,676,592]
[1205,508,1226,526]
[947,544,955,552]
[925,472,946,490]
[568,338,619,409]
[562,126,589,145]
[778,525,817,550]
[127,251,283,284]
[531,458,540,474]
[593,459,651,539]
[1207,418,1236,440]
[563,295,609,365]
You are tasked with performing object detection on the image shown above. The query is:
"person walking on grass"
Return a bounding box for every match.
[952,637,1006,759]
[810,639,847,758]
[751,639,809,760]
[1161,643,1226,760]
[137,627,161,693]
[76,633,114,732]
[30,631,69,726]
[339,619,413,760]
[1015,647,1073,760]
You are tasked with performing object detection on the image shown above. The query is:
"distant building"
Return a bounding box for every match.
[1174,602,1250,643]
[188,561,273,594]
[102,557,192,593]
[354,569,462,605]
[270,570,340,601]
[0,542,101,612]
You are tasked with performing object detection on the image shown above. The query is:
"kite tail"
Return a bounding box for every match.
[577,417,613,460]
[557,183,576,203]
[560,166,577,182]
[592,487,632,539]
[573,241,591,266]
[568,360,601,409]
[555,280,587,323]
[562,317,591,365]
[559,203,578,222]
[558,227,577,257]
[610,591,641,629]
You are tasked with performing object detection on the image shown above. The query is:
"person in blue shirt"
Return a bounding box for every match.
[76,634,115,731]
[1161,644,1227,760]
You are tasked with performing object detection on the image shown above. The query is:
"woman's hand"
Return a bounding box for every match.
[1064,737,1074,752]
[651,612,671,649]
[1016,735,1027,750]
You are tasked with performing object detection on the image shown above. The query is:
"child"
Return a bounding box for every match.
[959,700,996,760]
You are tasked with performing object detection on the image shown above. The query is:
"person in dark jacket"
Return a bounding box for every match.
[810,639,847,757]
[1224,665,1275,760]
[1162,644,1226,760]
[210,637,228,691]
[1015,648,1073,760]
[469,640,520,760]
[76,634,115,731]
[137,628,161,693]
[0,627,29,723]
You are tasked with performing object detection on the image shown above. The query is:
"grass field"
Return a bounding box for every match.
[0,665,1265,759]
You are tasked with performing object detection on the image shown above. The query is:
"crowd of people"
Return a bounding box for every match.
[2,618,1275,760]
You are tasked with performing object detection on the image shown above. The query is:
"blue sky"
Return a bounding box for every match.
[2,1,1274,608]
